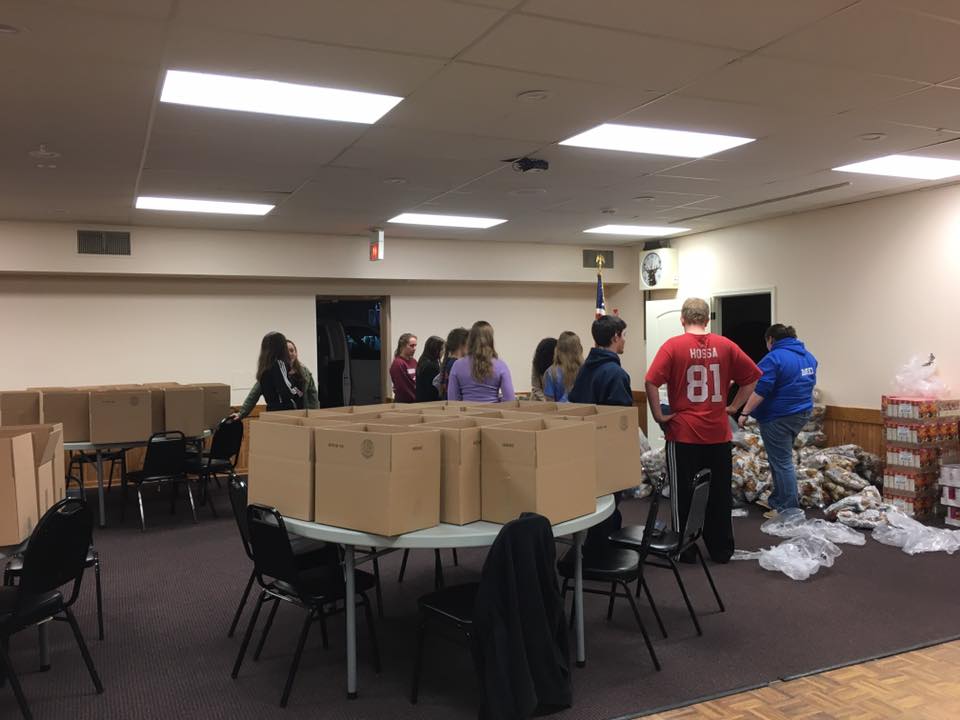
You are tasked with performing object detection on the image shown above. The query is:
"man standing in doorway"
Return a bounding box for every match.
[645,298,761,563]
[390,333,418,403]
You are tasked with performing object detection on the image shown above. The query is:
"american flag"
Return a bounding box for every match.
[595,271,605,319]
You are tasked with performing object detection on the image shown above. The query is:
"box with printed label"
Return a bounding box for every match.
[0,430,40,545]
[0,392,41,426]
[480,417,596,525]
[941,464,960,488]
[556,405,642,496]
[883,489,936,517]
[89,390,152,444]
[883,468,939,494]
[313,424,441,536]
[419,417,486,525]
[941,485,960,508]
[38,390,91,442]
[0,423,65,518]
[186,383,232,429]
[946,505,960,527]
[163,386,205,437]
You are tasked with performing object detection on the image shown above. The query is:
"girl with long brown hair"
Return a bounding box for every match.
[447,321,515,403]
[544,331,584,403]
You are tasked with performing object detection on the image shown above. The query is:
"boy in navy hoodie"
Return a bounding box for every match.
[738,324,818,518]
[569,315,633,406]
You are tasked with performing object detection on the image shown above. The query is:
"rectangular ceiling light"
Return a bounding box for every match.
[560,123,754,158]
[832,154,960,180]
[136,196,274,216]
[388,213,507,229]
[160,69,403,124]
[584,224,689,237]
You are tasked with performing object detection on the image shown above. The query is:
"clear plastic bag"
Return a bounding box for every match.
[893,354,950,398]
[872,510,960,554]
[745,537,842,580]
[761,508,866,545]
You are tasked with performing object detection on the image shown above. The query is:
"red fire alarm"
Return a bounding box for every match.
[369,228,384,261]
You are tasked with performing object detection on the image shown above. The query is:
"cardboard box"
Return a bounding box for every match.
[480,417,596,525]
[556,405,642,496]
[323,404,402,414]
[314,424,441,536]
[0,391,41,426]
[420,417,485,525]
[374,412,433,426]
[0,430,40,545]
[187,383,232,429]
[38,390,91,442]
[0,423,65,517]
[89,389,152,444]
[503,400,560,413]
[163,386,205,438]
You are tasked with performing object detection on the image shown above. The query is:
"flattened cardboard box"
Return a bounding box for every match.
[480,417,596,525]
[0,423,65,517]
[556,406,642,496]
[39,390,90,442]
[89,390,152,444]
[0,391,40,426]
[314,424,440,536]
[163,386,205,437]
[187,383,232,429]
[420,417,485,525]
[0,431,40,545]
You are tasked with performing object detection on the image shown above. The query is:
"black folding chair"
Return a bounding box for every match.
[122,431,192,531]
[231,504,380,708]
[558,476,665,672]
[610,469,724,637]
[185,417,243,516]
[0,500,104,720]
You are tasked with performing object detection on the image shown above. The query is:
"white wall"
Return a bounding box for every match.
[670,183,960,408]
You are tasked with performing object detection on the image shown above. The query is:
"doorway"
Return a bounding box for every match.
[316,297,385,407]
[712,291,775,365]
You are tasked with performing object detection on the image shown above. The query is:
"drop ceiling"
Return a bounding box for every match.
[4,0,960,245]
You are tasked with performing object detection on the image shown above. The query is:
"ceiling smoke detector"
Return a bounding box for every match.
[29,144,61,160]
[601,207,617,215]
[858,132,887,142]
[505,157,549,173]
[516,90,551,103]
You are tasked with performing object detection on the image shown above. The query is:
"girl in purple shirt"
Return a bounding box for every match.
[447,321,515,403]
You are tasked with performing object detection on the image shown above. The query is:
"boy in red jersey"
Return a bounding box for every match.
[644,298,761,563]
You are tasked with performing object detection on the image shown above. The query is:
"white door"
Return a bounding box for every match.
[644,298,683,450]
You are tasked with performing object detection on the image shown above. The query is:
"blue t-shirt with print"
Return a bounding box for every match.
[543,367,569,402]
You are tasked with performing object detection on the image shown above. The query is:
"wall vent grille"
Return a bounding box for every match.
[77,230,131,255]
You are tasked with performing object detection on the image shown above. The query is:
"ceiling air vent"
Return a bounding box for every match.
[77,230,131,256]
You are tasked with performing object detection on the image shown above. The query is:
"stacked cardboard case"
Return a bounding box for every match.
[881,396,960,517]
[247,401,643,536]
[0,423,66,545]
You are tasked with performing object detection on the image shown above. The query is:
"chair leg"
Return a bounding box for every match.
[639,577,667,638]
[606,581,617,621]
[185,482,198,523]
[136,487,146,532]
[397,549,410,583]
[695,545,725,612]
[107,458,115,494]
[232,592,265,678]
[452,548,459,566]
[253,598,280,661]
[169,482,179,515]
[433,549,444,590]
[0,642,32,720]
[621,581,661,672]
[360,594,381,674]
[229,570,256,638]
[93,552,104,641]
[371,554,384,619]
[669,557,702,636]
[63,608,104,693]
[410,619,427,704]
[279,609,314,708]
[205,475,218,518]
[318,606,329,650]
[120,475,127,523]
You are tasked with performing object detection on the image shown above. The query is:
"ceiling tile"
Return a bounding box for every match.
[174,0,506,58]
[762,2,960,83]
[345,126,539,163]
[886,0,960,22]
[873,85,960,131]
[617,95,801,139]
[461,14,740,91]
[32,0,175,20]
[521,0,857,51]
[383,62,662,143]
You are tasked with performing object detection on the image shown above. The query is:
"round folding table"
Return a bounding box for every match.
[284,494,616,698]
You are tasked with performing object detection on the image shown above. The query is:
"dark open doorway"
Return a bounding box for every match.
[316,298,385,407]
[714,291,773,409]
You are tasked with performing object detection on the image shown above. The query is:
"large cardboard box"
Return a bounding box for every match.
[323,404,402,414]
[420,417,486,525]
[502,400,560,413]
[187,383,232,429]
[163,386,205,437]
[0,391,41,426]
[480,417,596,525]
[374,412,433,426]
[143,383,184,435]
[557,406,642,496]
[38,390,91,442]
[0,423,65,517]
[89,389,152,444]
[314,424,441,536]
[0,430,40,545]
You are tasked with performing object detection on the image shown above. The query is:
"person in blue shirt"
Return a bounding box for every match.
[569,316,633,407]
[544,330,583,403]
[737,324,818,518]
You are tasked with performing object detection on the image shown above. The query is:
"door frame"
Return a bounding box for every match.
[710,287,777,336]
[315,294,390,405]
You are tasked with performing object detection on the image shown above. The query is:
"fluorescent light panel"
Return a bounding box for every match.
[560,123,754,158]
[160,70,403,124]
[136,196,274,216]
[832,154,960,180]
[584,224,689,237]
[388,213,507,229]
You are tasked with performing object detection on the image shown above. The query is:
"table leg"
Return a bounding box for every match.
[344,545,358,699]
[38,621,50,671]
[95,450,107,528]
[574,529,586,668]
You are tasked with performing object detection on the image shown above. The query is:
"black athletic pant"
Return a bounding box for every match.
[665,441,734,563]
